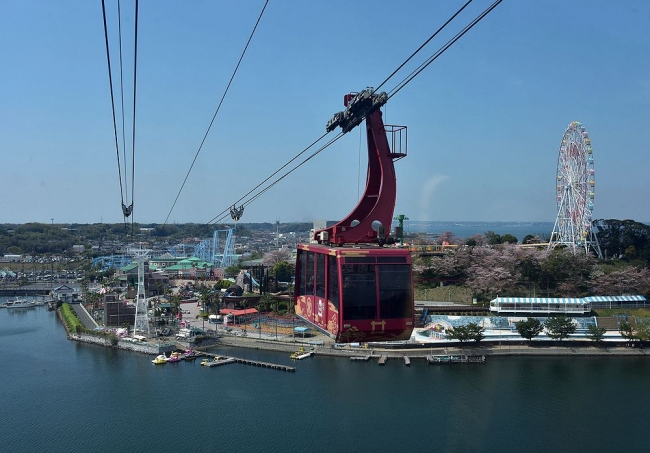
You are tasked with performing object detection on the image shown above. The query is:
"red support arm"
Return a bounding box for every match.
[315,104,401,246]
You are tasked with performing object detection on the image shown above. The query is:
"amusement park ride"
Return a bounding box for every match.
[548,121,603,258]
[294,90,414,343]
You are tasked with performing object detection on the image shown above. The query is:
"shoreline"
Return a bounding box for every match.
[214,334,650,358]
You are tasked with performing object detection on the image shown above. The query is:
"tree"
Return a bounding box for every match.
[635,318,650,343]
[271,261,294,287]
[263,249,292,266]
[544,316,576,345]
[586,324,606,344]
[224,264,240,278]
[515,318,544,343]
[501,234,518,244]
[485,231,501,245]
[619,320,636,346]
[445,325,472,344]
[446,322,484,345]
[467,322,485,344]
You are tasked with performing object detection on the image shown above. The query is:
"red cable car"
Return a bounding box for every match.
[294,90,414,343]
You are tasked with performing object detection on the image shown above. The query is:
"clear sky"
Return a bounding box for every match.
[1,1,648,226]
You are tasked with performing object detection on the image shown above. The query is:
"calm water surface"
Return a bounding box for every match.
[1,303,648,452]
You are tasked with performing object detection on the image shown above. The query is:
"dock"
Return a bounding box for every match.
[426,354,486,364]
[290,347,313,360]
[403,356,411,366]
[202,352,295,372]
[350,355,371,362]
[378,355,388,365]
[201,357,236,367]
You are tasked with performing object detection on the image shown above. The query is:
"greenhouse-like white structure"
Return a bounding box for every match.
[489,295,646,315]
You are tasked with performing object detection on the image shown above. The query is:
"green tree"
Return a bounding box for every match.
[467,322,485,344]
[586,324,606,344]
[224,265,240,278]
[485,231,501,245]
[500,234,518,244]
[446,322,484,345]
[515,317,544,343]
[271,261,294,286]
[544,316,576,345]
[618,320,636,345]
[636,318,650,343]
[446,325,471,344]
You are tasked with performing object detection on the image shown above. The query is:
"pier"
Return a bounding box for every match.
[426,354,486,364]
[201,357,236,367]
[202,352,295,372]
[378,355,388,365]
[350,355,371,362]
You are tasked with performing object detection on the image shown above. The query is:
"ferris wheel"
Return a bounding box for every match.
[548,121,603,258]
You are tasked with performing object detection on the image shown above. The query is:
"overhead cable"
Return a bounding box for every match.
[163,0,270,226]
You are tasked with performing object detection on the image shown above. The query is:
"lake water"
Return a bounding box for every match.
[1,303,649,452]
[404,220,554,241]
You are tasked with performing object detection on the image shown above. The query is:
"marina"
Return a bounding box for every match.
[202,352,295,372]
[2,299,650,452]
[426,354,486,364]
[200,356,236,367]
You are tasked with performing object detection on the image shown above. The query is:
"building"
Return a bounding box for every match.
[52,284,79,303]
[489,295,647,315]
[115,262,170,298]
[103,293,136,327]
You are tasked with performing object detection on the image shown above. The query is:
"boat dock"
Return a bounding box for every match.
[350,355,371,362]
[403,356,411,366]
[202,352,295,372]
[201,357,236,367]
[426,354,486,364]
[378,355,388,365]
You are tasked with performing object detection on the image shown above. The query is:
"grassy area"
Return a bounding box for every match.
[60,303,83,333]
[414,285,475,304]
[593,307,650,318]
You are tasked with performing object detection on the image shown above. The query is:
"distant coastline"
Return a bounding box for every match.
[402,220,554,241]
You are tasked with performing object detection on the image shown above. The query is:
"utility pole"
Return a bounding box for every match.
[394,214,409,245]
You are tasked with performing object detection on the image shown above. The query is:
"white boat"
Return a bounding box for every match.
[5,299,34,309]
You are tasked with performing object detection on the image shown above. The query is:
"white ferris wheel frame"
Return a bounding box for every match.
[548,121,603,258]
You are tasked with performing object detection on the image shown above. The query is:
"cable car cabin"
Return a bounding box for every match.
[294,243,414,343]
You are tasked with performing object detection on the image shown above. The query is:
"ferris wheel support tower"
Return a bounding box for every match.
[548,121,603,258]
[130,248,151,336]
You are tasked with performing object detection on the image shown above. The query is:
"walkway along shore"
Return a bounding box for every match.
[215,334,650,359]
[57,307,649,359]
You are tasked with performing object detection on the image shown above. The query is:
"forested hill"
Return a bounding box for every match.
[0,220,648,267]
[0,222,313,255]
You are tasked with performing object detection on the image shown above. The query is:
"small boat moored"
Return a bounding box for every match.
[5,299,34,309]
[152,355,168,365]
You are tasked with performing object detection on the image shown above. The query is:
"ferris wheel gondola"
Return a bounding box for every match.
[548,121,602,258]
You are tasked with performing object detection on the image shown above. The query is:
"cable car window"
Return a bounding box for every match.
[342,264,377,320]
[328,255,339,310]
[296,249,306,297]
[379,264,412,319]
[305,251,315,296]
[344,256,376,263]
[377,256,407,263]
[316,253,325,298]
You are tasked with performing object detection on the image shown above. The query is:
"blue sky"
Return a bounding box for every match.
[1,1,648,225]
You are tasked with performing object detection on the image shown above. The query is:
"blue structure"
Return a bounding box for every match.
[490,297,590,315]
[168,228,236,268]
[490,295,647,315]
[91,255,132,271]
